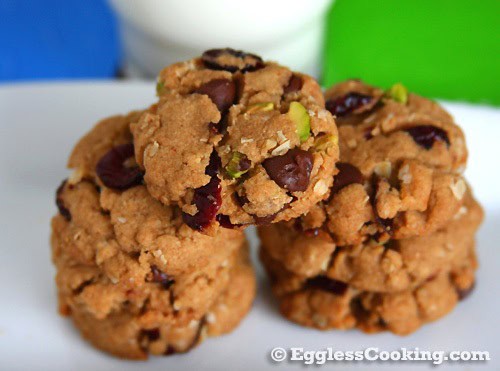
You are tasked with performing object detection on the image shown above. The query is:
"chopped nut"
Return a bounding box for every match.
[313,179,328,196]
[265,139,277,150]
[68,168,84,185]
[246,102,274,113]
[117,217,127,224]
[271,140,291,156]
[374,161,392,178]
[277,130,287,143]
[148,141,159,157]
[449,179,466,200]
[206,312,216,324]
[398,164,412,184]
[240,137,254,144]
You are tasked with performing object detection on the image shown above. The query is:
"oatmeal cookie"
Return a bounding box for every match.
[130,48,339,230]
[296,80,469,244]
[63,248,256,359]
[260,246,477,335]
[258,190,483,292]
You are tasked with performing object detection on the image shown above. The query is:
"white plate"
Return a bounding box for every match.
[0,82,499,371]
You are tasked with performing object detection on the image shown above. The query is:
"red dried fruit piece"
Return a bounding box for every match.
[283,74,303,94]
[326,92,374,117]
[193,78,236,113]
[182,151,222,231]
[263,148,313,192]
[201,48,263,73]
[330,162,364,195]
[149,265,175,290]
[405,125,450,150]
[306,276,348,296]
[253,213,278,225]
[216,214,241,229]
[55,179,71,221]
[95,143,143,190]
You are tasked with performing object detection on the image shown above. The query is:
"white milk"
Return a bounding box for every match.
[108,0,333,78]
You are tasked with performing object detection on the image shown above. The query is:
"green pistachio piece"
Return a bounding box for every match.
[288,101,311,143]
[156,81,165,96]
[314,134,338,151]
[225,152,251,179]
[246,102,274,113]
[386,83,408,104]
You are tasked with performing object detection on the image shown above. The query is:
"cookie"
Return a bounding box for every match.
[52,214,244,329]
[294,80,468,245]
[130,48,339,231]
[258,190,483,292]
[261,245,477,335]
[64,248,256,359]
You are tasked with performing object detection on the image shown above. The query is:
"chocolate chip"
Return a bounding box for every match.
[326,92,374,117]
[194,78,235,113]
[164,345,176,356]
[457,281,476,301]
[306,276,348,295]
[142,328,160,341]
[330,162,364,195]
[149,266,175,290]
[263,148,313,192]
[201,48,263,73]
[55,179,71,221]
[182,151,222,231]
[283,74,303,94]
[405,125,450,150]
[234,192,249,206]
[95,143,143,190]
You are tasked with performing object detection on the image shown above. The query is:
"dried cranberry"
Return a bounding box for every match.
[201,48,263,73]
[55,179,71,221]
[164,345,176,356]
[253,213,277,225]
[283,74,303,94]
[95,143,143,190]
[193,78,235,113]
[216,214,240,229]
[263,148,313,192]
[457,281,476,301]
[326,92,374,117]
[149,266,175,290]
[405,125,450,150]
[330,162,364,195]
[306,276,348,295]
[182,151,222,231]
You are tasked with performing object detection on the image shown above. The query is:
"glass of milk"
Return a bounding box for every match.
[108,0,333,78]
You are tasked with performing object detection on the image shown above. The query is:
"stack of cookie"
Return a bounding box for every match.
[51,49,341,358]
[259,80,483,335]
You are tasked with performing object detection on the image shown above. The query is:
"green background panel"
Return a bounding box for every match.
[323,0,500,105]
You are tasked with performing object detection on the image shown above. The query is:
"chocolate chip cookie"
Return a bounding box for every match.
[296,80,468,245]
[261,244,477,335]
[258,190,483,292]
[63,244,256,359]
[130,48,339,231]
[52,111,256,358]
